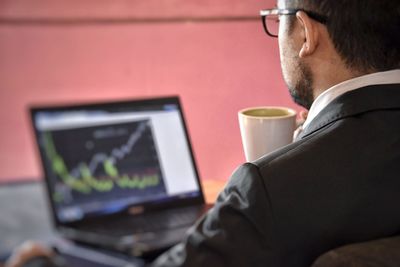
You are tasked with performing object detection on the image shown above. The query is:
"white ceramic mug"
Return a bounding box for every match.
[238,106,297,162]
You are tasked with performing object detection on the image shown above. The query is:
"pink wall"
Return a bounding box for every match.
[0,0,301,183]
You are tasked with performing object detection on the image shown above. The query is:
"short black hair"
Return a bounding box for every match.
[291,0,400,73]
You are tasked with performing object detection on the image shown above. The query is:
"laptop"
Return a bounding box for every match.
[30,96,211,257]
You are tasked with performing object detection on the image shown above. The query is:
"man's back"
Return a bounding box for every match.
[152,83,400,266]
[255,84,400,266]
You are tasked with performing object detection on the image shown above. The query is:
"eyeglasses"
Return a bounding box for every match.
[260,8,328,38]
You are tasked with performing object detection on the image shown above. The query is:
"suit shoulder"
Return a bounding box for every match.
[222,163,265,196]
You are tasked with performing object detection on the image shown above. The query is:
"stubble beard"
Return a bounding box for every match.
[287,61,314,110]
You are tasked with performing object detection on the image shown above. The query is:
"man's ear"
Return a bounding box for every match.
[296,11,319,58]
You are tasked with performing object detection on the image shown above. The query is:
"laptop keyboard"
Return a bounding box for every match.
[84,206,203,236]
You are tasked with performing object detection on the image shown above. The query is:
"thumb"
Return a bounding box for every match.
[296,110,309,127]
[300,110,308,121]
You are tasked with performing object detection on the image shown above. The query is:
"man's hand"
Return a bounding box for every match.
[294,110,308,140]
[296,110,308,127]
[4,242,54,267]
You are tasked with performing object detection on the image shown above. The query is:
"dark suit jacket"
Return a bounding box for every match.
[151,83,400,267]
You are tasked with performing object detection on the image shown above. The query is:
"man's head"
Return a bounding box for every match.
[270,0,400,109]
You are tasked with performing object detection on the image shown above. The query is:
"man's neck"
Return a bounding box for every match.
[312,60,368,101]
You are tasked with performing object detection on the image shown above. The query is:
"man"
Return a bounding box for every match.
[5,0,400,266]
[151,0,400,266]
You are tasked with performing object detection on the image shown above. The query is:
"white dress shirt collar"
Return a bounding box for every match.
[302,69,400,130]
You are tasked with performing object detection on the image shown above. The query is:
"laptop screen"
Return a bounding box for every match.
[31,97,202,224]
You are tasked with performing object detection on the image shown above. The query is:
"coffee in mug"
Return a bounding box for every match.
[238,106,297,161]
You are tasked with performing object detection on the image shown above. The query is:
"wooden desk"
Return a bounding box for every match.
[201,179,226,204]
